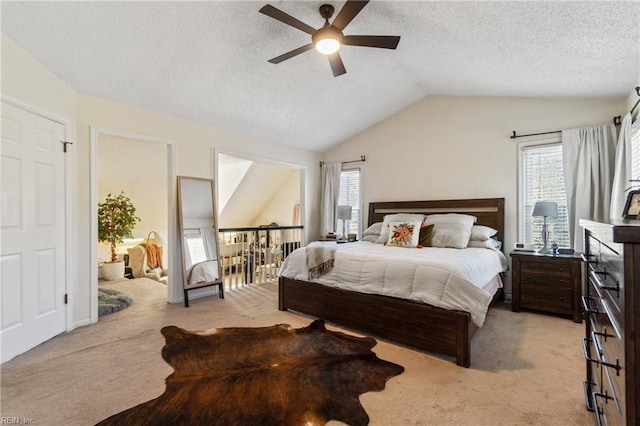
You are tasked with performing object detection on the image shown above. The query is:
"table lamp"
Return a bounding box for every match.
[337,205,352,241]
[532,201,558,254]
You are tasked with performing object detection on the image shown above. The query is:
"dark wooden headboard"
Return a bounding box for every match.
[368,198,505,243]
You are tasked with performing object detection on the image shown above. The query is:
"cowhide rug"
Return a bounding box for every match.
[97,319,403,426]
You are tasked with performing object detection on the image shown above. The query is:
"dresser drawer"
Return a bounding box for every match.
[521,284,572,314]
[587,239,625,332]
[520,259,572,287]
[592,377,624,426]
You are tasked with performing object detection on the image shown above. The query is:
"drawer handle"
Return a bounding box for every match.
[582,337,601,364]
[558,267,565,272]
[590,332,621,375]
[583,381,596,412]
[593,328,615,343]
[592,391,615,426]
[581,296,599,314]
[589,269,619,293]
[581,253,598,265]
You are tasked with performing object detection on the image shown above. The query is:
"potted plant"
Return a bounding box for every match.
[98,192,141,280]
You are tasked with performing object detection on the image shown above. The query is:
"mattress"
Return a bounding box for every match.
[279,241,508,327]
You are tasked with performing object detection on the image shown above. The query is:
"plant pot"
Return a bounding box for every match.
[101,261,125,280]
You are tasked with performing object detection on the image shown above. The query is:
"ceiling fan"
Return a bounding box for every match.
[259,0,401,77]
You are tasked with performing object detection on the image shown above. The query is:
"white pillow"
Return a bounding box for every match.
[470,225,498,241]
[361,234,379,243]
[467,239,502,250]
[363,222,383,236]
[424,214,476,249]
[375,213,425,244]
[385,221,422,248]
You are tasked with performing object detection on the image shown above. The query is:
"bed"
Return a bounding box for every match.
[278,198,505,367]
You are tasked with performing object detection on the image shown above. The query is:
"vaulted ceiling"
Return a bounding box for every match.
[2,1,638,152]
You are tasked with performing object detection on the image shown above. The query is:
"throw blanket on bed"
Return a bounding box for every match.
[306,245,336,280]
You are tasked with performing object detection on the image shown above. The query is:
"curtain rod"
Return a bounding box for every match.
[319,155,366,167]
[510,129,561,139]
[511,110,628,139]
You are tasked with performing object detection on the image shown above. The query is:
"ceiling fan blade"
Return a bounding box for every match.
[332,0,370,31]
[259,4,316,35]
[328,52,347,77]
[342,35,401,49]
[268,44,314,64]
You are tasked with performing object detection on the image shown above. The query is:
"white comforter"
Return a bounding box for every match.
[279,241,508,327]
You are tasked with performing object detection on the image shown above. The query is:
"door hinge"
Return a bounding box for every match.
[62,141,73,153]
[64,293,68,304]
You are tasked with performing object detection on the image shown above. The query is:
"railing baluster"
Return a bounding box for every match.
[216,225,303,288]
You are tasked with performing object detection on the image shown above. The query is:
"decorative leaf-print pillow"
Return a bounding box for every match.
[385,221,423,248]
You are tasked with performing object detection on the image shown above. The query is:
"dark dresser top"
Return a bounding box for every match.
[579,218,640,243]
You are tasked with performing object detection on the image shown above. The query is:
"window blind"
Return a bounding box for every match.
[521,144,570,248]
[339,169,361,236]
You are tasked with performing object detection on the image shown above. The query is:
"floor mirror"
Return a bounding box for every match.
[177,176,224,307]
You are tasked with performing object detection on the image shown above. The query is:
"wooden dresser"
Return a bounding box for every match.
[580,219,640,425]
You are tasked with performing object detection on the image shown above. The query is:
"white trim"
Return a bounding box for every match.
[1,95,75,333]
[516,135,562,243]
[90,127,178,323]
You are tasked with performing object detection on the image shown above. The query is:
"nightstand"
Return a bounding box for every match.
[510,251,582,323]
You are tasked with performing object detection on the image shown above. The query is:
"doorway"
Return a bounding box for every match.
[216,150,305,231]
[90,128,177,323]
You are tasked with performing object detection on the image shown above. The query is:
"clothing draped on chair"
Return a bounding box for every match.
[562,123,617,251]
[610,113,635,218]
[141,243,163,269]
[320,162,342,237]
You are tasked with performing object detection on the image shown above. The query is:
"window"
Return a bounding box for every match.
[339,168,361,236]
[519,142,571,248]
[184,231,207,265]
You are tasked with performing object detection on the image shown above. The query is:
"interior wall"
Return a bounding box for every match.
[2,32,321,329]
[252,169,300,226]
[98,135,168,240]
[218,160,301,228]
[1,33,82,323]
[322,95,626,294]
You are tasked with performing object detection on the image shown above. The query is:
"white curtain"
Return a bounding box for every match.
[562,124,617,251]
[320,162,342,237]
[200,227,218,261]
[610,113,634,218]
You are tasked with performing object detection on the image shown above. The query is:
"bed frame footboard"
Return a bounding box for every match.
[278,276,476,367]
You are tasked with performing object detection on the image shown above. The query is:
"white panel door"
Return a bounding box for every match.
[1,101,67,363]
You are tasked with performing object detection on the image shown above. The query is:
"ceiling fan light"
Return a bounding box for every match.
[315,37,340,55]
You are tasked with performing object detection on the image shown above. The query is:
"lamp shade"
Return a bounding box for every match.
[532,201,558,218]
[337,205,352,220]
[148,230,168,246]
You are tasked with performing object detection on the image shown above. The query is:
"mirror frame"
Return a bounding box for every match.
[177,176,224,307]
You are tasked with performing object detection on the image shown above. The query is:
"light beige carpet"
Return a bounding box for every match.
[1,278,592,425]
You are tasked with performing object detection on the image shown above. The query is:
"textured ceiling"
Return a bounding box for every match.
[2,1,639,152]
